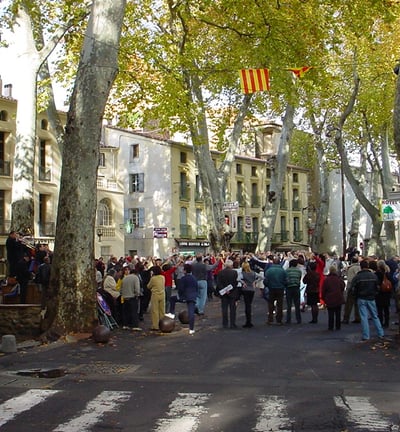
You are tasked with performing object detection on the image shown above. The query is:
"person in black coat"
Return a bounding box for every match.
[15,253,32,304]
[6,231,24,277]
[216,260,239,329]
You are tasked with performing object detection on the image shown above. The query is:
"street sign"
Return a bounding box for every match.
[381,199,400,221]
[153,227,168,238]
[223,201,239,212]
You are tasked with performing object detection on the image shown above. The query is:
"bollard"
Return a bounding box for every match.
[1,334,17,353]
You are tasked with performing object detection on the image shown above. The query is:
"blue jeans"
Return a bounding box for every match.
[195,280,208,314]
[357,298,384,340]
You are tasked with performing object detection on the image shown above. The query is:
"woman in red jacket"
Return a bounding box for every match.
[321,266,345,331]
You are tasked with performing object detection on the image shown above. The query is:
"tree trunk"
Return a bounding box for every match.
[9,8,41,234]
[44,0,126,336]
[257,103,295,252]
[8,5,72,234]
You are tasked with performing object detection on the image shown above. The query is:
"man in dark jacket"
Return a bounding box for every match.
[216,260,239,329]
[350,259,384,341]
[264,256,287,325]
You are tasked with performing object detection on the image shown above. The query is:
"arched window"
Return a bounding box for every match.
[41,119,49,130]
[97,198,112,226]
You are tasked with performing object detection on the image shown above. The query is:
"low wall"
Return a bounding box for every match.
[0,304,41,339]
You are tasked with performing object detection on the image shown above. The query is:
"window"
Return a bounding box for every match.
[41,119,49,130]
[39,140,51,181]
[126,208,145,230]
[129,173,144,192]
[293,172,299,183]
[266,168,271,179]
[97,199,112,226]
[251,166,257,177]
[195,175,202,200]
[237,181,244,205]
[236,163,242,175]
[99,152,105,167]
[180,151,187,163]
[130,144,139,160]
[0,110,8,121]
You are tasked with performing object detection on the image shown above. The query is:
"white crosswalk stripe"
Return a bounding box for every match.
[0,389,60,427]
[0,389,396,431]
[153,392,211,432]
[53,390,132,432]
[334,395,393,432]
[254,395,293,432]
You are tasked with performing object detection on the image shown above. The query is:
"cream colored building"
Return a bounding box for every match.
[104,125,311,258]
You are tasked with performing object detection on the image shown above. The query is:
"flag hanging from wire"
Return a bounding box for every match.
[286,66,313,78]
[239,68,270,94]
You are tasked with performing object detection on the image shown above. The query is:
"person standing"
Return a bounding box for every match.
[375,260,392,328]
[350,259,385,342]
[35,255,51,309]
[147,266,166,331]
[342,256,361,324]
[285,259,302,324]
[191,254,219,316]
[120,266,142,331]
[303,261,321,324]
[15,253,32,304]
[6,231,24,277]
[321,266,345,331]
[166,263,198,335]
[240,261,262,328]
[216,260,239,329]
[264,256,287,325]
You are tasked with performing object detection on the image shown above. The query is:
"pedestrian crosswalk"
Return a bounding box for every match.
[0,389,398,431]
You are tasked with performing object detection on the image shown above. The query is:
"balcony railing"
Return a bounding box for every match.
[237,196,246,207]
[39,222,55,237]
[292,201,301,211]
[97,178,118,190]
[96,226,116,238]
[0,160,11,176]
[271,231,289,243]
[179,187,191,201]
[293,230,303,242]
[232,231,259,243]
[180,224,192,238]
[251,195,261,207]
[38,167,52,181]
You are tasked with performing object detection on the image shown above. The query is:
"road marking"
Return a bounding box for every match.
[53,390,132,432]
[0,389,60,427]
[154,392,211,432]
[334,396,393,431]
[254,395,293,431]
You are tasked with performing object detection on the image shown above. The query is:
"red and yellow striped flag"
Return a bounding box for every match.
[286,66,313,78]
[239,68,270,94]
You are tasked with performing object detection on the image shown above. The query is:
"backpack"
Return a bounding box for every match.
[381,275,392,293]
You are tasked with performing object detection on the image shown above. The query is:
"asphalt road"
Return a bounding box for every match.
[0,294,399,432]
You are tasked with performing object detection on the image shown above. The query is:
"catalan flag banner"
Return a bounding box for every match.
[239,68,270,94]
[286,66,313,78]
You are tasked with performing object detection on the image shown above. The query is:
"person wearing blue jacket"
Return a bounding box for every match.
[166,264,198,335]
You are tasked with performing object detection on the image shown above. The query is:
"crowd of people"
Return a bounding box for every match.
[3,229,399,342]
[95,248,400,341]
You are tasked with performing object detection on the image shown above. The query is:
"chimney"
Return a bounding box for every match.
[4,83,12,98]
